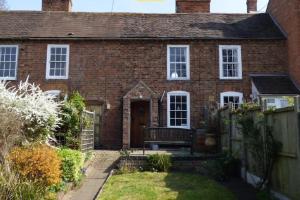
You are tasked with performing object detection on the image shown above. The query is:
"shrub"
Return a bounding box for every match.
[0,108,23,163]
[56,91,86,149]
[58,148,84,182]
[0,165,47,200]
[8,145,61,186]
[201,152,240,181]
[147,154,172,172]
[0,79,61,142]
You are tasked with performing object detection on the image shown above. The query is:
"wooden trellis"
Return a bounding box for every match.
[80,110,95,152]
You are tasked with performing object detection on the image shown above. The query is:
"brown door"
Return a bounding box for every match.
[130,101,150,148]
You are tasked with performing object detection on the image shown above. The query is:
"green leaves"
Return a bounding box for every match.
[147,154,172,172]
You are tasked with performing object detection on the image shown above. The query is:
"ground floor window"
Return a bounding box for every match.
[264,97,289,109]
[167,91,190,129]
[220,91,243,109]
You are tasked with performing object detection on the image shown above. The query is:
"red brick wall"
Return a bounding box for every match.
[176,0,210,13]
[267,0,300,85]
[42,0,72,12]
[3,39,288,148]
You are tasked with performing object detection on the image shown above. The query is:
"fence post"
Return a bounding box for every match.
[262,99,267,112]
[228,102,233,155]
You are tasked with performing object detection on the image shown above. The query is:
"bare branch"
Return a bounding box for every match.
[0,0,8,10]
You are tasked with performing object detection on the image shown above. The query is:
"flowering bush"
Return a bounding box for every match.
[8,144,62,186]
[0,78,61,141]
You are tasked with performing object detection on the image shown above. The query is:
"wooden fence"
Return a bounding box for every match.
[80,110,95,152]
[218,97,300,200]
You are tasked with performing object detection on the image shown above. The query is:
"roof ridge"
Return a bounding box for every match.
[0,10,266,16]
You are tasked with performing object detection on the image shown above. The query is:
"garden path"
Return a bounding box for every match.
[61,151,120,200]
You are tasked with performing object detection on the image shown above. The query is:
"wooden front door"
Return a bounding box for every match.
[130,101,150,148]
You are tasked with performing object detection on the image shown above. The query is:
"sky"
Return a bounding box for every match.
[6,0,269,13]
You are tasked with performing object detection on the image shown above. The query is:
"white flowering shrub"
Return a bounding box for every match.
[0,78,61,141]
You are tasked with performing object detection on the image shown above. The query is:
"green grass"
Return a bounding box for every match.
[99,172,236,200]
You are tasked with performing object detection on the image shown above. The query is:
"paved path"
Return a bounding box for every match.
[61,151,120,200]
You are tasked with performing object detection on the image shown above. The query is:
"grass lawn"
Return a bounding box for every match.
[99,172,236,200]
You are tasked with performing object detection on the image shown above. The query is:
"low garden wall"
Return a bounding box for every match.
[118,155,218,172]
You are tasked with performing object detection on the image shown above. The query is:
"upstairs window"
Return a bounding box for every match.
[219,45,242,79]
[167,91,190,129]
[46,45,69,79]
[220,91,243,109]
[167,45,190,80]
[0,45,18,80]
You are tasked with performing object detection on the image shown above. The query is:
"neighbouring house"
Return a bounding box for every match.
[251,75,300,109]
[0,0,299,149]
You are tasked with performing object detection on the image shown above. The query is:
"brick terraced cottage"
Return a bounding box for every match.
[0,0,298,149]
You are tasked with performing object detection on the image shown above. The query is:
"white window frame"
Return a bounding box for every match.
[45,90,61,97]
[220,91,243,108]
[46,44,70,80]
[167,45,190,80]
[219,45,242,80]
[265,97,289,109]
[167,91,190,129]
[0,45,19,81]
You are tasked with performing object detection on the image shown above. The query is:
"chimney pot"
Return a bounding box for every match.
[176,0,211,13]
[42,0,72,12]
[247,0,257,13]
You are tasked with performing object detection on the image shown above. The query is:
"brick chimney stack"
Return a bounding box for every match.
[247,0,257,13]
[176,0,211,13]
[42,0,72,12]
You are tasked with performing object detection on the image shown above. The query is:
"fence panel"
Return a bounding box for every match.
[80,110,95,152]
[218,103,300,199]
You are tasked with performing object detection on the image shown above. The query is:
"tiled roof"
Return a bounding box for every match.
[0,11,285,40]
[251,75,300,95]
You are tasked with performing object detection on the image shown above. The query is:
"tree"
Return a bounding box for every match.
[0,0,7,10]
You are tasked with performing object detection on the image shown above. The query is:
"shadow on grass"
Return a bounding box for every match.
[164,172,237,200]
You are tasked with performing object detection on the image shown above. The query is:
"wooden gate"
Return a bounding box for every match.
[80,110,95,152]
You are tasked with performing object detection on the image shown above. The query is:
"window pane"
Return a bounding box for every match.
[170,119,175,126]
[62,48,67,54]
[56,48,61,54]
[11,48,16,54]
[10,70,15,77]
[170,96,175,103]
[55,69,60,76]
[56,55,61,61]
[50,69,54,76]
